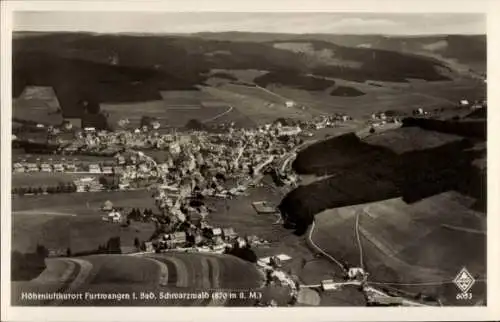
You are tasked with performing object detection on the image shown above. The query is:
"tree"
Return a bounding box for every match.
[106,237,122,254]
[140,116,155,128]
[134,237,140,249]
[66,247,72,257]
[185,119,206,131]
[35,243,49,258]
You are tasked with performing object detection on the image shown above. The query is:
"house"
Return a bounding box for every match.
[101,166,113,174]
[65,164,77,172]
[26,163,39,172]
[460,99,470,106]
[113,166,124,175]
[47,248,67,258]
[285,101,295,108]
[88,164,101,173]
[278,126,302,137]
[53,163,64,172]
[347,267,366,280]
[321,279,340,291]
[40,163,52,172]
[108,210,122,223]
[171,231,187,245]
[222,227,237,241]
[252,201,278,214]
[13,163,25,173]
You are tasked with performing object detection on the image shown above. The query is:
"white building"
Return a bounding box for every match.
[278,126,302,137]
[285,101,296,108]
[321,279,340,291]
[108,210,122,223]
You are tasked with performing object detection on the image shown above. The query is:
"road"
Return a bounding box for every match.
[202,105,234,123]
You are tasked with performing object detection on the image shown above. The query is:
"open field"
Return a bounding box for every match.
[362,126,464,154]
[12,149,115,163]
[12,172,102,188]
[101,99,231,128]
[13,86,63,125]
[12,212,155,254]
[12,190,158,253]
[12,252,265,306]
[312,192,485,304]
[203,85,316,125]
[12,190,156,213]
[265,78,484,119]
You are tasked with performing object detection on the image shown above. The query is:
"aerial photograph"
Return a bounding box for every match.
[10,11,486,307]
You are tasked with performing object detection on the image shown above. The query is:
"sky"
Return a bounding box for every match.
[14,12,485,35]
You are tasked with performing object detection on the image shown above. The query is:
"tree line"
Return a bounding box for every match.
[12,182,77,195]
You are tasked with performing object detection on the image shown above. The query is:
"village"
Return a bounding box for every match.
[11,96,485,306]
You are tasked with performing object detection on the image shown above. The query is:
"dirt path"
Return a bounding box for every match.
[13,210,77,217]
[202,105,234,123]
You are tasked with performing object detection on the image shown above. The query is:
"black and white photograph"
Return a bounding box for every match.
[1,1,496,319]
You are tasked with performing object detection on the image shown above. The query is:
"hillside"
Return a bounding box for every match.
[11,253,264,306]
[13,32,459,118]
[194,32,486,75]
[281,125,486,234]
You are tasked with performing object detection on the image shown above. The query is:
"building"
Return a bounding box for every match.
[278,126,302,137]
[108,210,122,223]
[88,164,101,173]
[285,101,296,108]
[102,166,113,174]
[144,241,154,252]
[171,231,187,245]
[40,163,52,172]
[321,279,340,291]
[252,201,278,214]
[222,228,237,241]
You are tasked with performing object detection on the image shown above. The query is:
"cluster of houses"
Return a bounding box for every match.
[12,161,77,173]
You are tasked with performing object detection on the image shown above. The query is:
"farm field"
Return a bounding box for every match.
[13,86,63,125]
[102,100,230,128]
[362,126,464,154]
[203,85,316,125]
[11,190,158,253]
[12,172,102,188]
[264,78,485,119]
[12,190,156,213]
[311,191,486,305]
[12,211,155,254]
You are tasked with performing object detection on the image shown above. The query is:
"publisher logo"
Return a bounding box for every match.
[454,267,475,295]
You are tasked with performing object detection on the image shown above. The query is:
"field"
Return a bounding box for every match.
[264,78,485,119]
[12,252,265,306]
[13,86,63,125]
[12,191,158,254]
[203,84,316,125]
[12,172,102,189]
[312,191,486,305]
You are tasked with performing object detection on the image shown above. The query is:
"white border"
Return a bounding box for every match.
[1,1,499,321]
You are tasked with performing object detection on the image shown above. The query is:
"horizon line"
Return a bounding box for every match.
[13,30,487,37]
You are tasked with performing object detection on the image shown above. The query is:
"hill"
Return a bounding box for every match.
[11,253,264,306]
[194,32,486,76]
[281,125,485,234]
[13,32,460,118]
